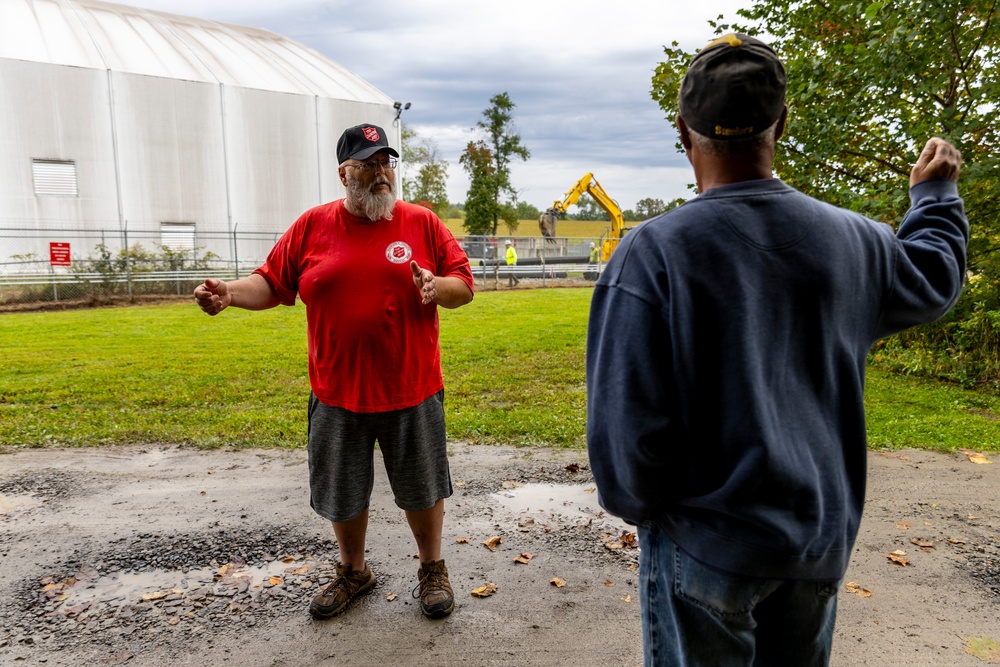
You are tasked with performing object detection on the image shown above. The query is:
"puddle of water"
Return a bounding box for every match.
[0,492,43,517]
[492,483,629,531]
[47,559,315,609]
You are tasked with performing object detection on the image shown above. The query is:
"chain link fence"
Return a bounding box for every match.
[0,228,602,308]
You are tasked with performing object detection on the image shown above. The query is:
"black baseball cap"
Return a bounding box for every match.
[678,34,786,140]
[336,124,400,164]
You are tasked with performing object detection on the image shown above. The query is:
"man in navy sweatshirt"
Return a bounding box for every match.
[586,33,967,667]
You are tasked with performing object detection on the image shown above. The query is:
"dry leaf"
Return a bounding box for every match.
[621,595,633,603]
[887,551,909,566]
[584,487,596,494]
[619,531,638,548]
[216,563,235,577]
[605,542,623,551]
[482,536,502,551]
[845,581,872,598]
[565,463,580,473]
[964,635,1000,663]
[513,553,534,564]
[141,591,169,601]
[895,520,913,530]
[386,592,397,601]
[948,538,967,545]
[909,537,934,549]
[961,450,993,465]
[456,537,471,544]
[268,577,283,586]
[471,583,497,598]
[550,577,567,588]
[604,580,615,587]
[281,556,295,563]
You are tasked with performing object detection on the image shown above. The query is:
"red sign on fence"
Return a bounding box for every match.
[49,242,71,267]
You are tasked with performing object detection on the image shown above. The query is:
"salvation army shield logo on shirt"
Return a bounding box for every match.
[385,241,412,264]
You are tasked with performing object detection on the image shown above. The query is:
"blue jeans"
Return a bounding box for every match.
[638,523,839,667]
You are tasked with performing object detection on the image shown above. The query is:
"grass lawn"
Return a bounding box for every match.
[1,288,997,452]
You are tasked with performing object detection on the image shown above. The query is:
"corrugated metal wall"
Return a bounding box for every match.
[0,0,399,265]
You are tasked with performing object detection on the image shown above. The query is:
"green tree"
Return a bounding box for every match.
[470,92,531,235]
[514,200,541,221]
[651,0,1000,387]
[569,194,609,221]
[459,140,495,235]
[400,123,451,219]
[634,197,668,219]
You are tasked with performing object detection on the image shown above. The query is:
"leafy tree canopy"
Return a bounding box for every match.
[465,92,531,235]
[459,140,495,236]
[651,0,1000,386]
[400,123,451,219]
[651,0,999,278]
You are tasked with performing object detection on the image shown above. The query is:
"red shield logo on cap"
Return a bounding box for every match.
[363,127,380,143]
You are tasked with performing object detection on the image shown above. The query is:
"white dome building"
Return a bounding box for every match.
[0,0,398,272]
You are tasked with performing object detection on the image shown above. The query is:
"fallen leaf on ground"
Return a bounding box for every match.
[217,563,235,577]
[605,542,623,551]
[895,520,913,530]
[604,580,615,587]
[513,553,533,564]
[619,531,638,548]
[961,449,993,465]
[949,538,967,545]
[456,537,470,544]
[141,591,168,601]
[482,536,502,551]
[964,635,1000,664]
[584,487,596,494]
[621,595,633,603]
[845,581,872,598]
[910,537,935,550]
[887,551,909,566]
[268,577,282,586]
[471,583,497,598]
[550,577,567,588]
[386,592,397,601]
[565,463,580,473]
[281,556,295,563]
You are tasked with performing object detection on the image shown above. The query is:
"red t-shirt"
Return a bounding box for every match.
[253,200,474,412]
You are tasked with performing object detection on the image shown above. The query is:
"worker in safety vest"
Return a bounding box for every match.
[505,239,519,287]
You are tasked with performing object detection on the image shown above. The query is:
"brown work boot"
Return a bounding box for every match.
[412,559,454,619]
[309,562,375,619]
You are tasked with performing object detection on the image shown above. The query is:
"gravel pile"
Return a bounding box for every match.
[1,527,341,652]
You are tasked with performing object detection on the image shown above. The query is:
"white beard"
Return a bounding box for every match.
[346,174,396,221]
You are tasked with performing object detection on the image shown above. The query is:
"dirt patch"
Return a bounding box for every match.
[0,444,998,666]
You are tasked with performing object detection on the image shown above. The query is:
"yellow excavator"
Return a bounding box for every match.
[543,173,629,262]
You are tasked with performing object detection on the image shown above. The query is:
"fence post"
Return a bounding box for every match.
[50,265,58,302]
[124,225,132,299]
[233,224,240,280]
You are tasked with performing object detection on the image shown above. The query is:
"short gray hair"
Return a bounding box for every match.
[688,120,779,157]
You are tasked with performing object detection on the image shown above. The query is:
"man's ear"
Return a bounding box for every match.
[677,115,693,151]
[774,105,788,142]
[338,166,349,187]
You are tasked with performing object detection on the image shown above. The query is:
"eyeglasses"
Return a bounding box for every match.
[348,157,397,173]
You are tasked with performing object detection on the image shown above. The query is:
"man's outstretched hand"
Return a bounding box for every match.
[193,278,231,315]
[911,138,962,187]
[411,261,437,305]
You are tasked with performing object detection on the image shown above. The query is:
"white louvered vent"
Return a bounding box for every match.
[32,159,78,196]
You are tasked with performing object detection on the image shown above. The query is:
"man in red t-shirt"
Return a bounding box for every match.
[194,123,474,621]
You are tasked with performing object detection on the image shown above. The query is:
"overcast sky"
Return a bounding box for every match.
[125,0,747,213]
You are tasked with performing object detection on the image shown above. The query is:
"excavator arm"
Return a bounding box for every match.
[551,173,628,262]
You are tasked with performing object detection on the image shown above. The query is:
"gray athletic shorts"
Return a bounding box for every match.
[307,390,453,523]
